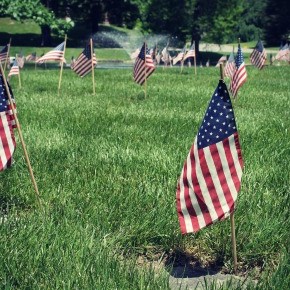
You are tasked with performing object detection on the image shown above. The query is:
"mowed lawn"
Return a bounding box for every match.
[1,64,290,289]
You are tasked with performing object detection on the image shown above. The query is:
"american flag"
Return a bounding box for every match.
[224,51,236,78]
[230,44,247,98]
[0,74,16,171]
[0,45,8,62]
[184,42,195,61]
[26,52,37,62]
[173,46,186,65]
[161,45,171,65]
[8,59,20,78]
[71,43,97,77]
[274,43,289,61]
[250,40,267,69]
[133,43,155,85]
[215,56,227,67]
[16,52,25,68]
[176,80,243,234]
[36,42,65,63]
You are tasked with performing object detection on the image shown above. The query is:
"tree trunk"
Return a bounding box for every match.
[41,25,52,46]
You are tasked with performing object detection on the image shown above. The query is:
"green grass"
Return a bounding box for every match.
[0,65,289,289]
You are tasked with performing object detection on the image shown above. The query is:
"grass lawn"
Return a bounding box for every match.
[0,64,289,289]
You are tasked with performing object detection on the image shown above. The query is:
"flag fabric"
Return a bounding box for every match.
[274,43,289,61]
[176,80,243,234]
[133,43,155,85]
[0,45,8,62]
[71,43,97,77]
[230,44,247,98]
[155,52,161,64]
[8,59,20,78]
[26,52,37,62]
[173,46,186,65]
[130,49,140,60]
[215,56,227,67]
[206,59,210,67]
[161,44,171,65]
[0,74,16,171]
[184,42,195,61]
[224,52,236,78]
[250,40,267,69]
[16,52,25,68]
[36,42,65,63]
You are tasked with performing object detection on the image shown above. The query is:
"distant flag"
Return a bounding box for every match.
[155,52,161,64]
[274,43,289,61]
[130,48,140,60]
[250,40,267,69]
[0,74,16,171]
[16,52,25,68]
[215,56,227,67]
[70,56,76,68]
[176,80,243,234]
[206,59,210,67]
[161,44,171,65]
[224,51,236,78]
[0,45,8,62]
[8,59,20,78]
[230,44,247,98]
[26,52,37,62]
[133,43,155,85]
[36,42,65,63]
[183,42,195,61]
[72,42,97,77]
[173,46,186,65]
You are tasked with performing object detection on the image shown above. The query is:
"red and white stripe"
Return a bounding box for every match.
[176,133,243,234]
[36,42,65,63]
[8,65,19,78]
[230,62,247,98]
[72,54,97,77]
[134,55,155,85]
[250,50,267,69]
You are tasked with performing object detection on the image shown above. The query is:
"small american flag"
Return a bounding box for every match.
[72,43,97,77]
[26,52,37,62]
[176,80,243,234]
[16,52,25,68]
[230,44,247,98]
[224,52,236,78]
[161,45,171,65]
[36,42,65,63]
[183,42,195,61]
[8,59,20,78]
[0,45,8,62]
[133,43,155,85]
[274,43,289,61]
[0,74,16,171]
[215,56,227,67]
[250,40,267,69]
[173,46,186,65]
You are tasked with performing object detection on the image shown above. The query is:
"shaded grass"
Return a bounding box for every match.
[1,65,290,289]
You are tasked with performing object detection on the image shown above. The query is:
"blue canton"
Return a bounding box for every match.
[0,77,8,113]
[197,80,237,149]
[83,44,92,59]
[138,44,150,61]
[235,45,244,68]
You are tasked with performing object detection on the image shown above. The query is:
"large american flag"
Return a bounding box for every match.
[224,51,236,78]
[230,44,247,98]
[183,42,195,61]
[133,43,155,85]
[173,46,186,65]
[36,42,65,63]
[72,43,97,77]
[176,80,243,234]
[0,45,8,62]
[0,74,16,171]
[8,59,20,78]
[274,43,289,61]
[250,40,267,69]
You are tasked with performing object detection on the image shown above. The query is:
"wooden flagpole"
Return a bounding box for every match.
[194,41,197,75]
[58,35,67,94]
[4,38,12,74]
[220,62,238,273]
[144,42,147,99]
[90,38,96,95]
[0,62,41,205]
[15,54,22,89]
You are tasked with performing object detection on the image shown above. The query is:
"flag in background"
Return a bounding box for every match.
[36,42,65,63]
[16,52,25,68]
[230,44,247,98]
[215,56,227,67]
[0,45,8,62]
[176,80,243,234]
[8,59,20,78]
[71,42,97,77]
[133,43,155,85]
[130,48,140,60]
[0,74,16,171]
[250,40,267,69]
[224,51,236,78]
[173,46,186,65]
[274,43,289,61]
[26,52,37,62]
[161,44,171,65]
[184,42,195,61]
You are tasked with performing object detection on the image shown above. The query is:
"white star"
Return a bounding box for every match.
[216,119,219,122]
[210,132,213,135]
